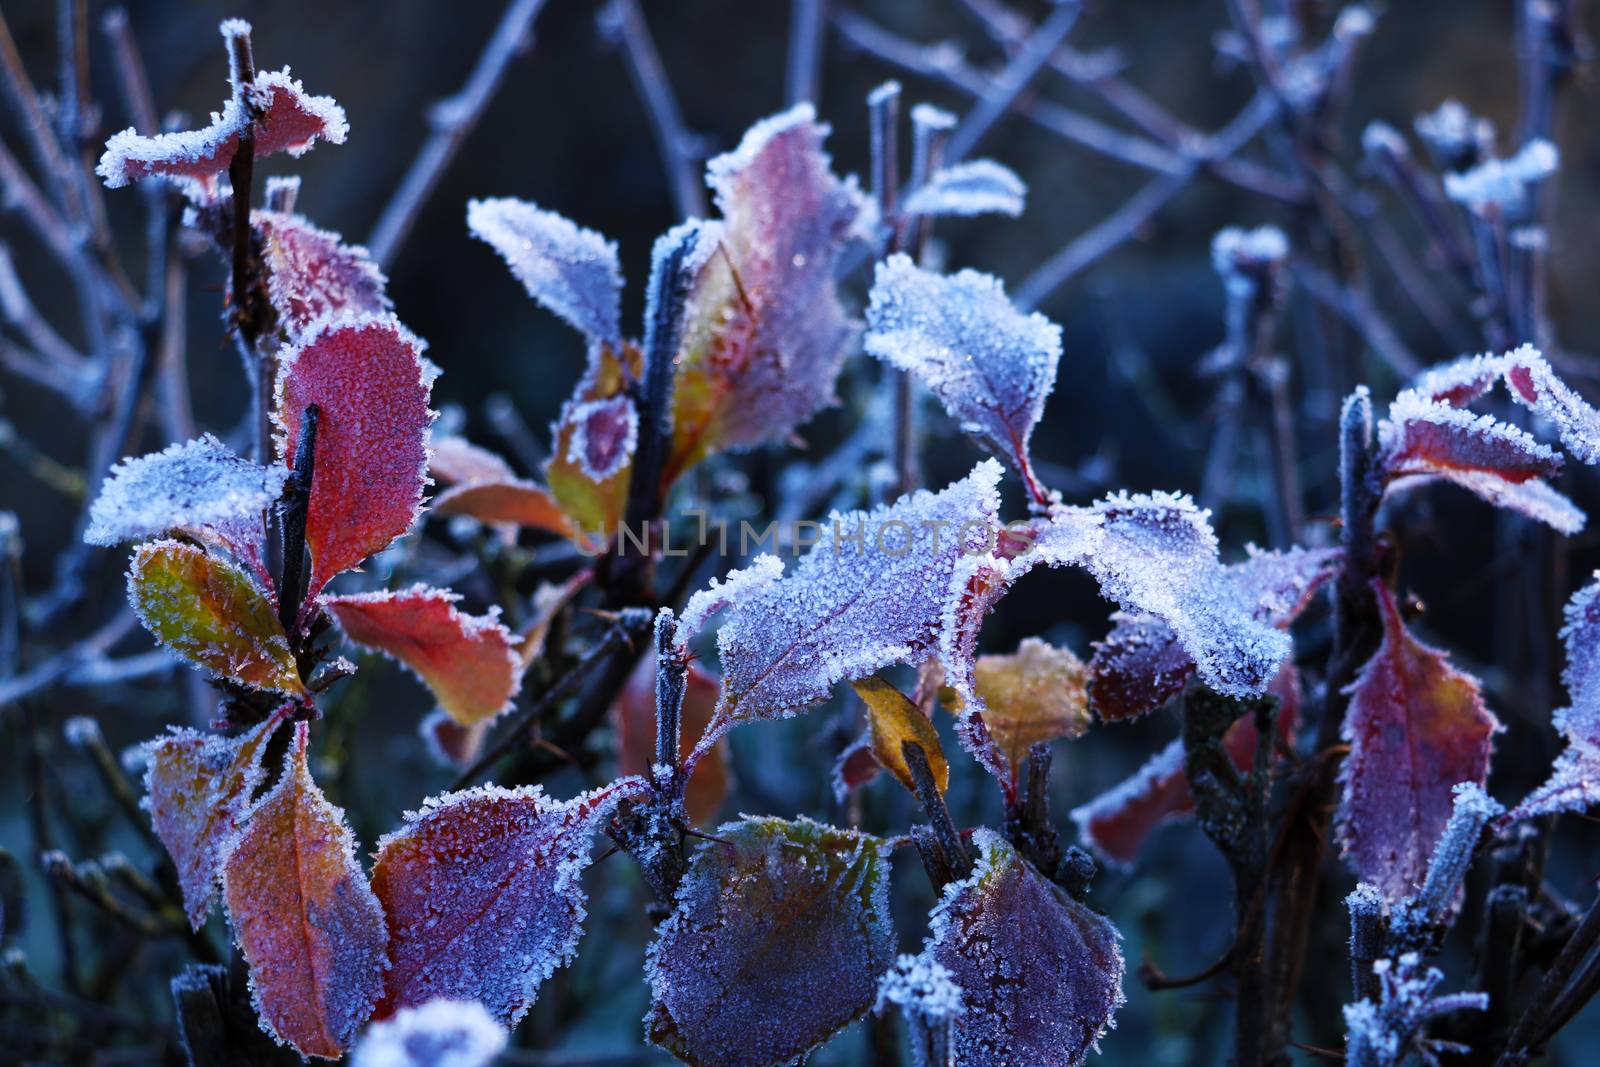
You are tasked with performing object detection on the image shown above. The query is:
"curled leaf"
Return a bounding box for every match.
[666,104,865,479]
[916,830,1123,1065]
[255,211,391,341]
[141,705,292,927]
[466,198,623,348]
[1338,583,1501,901]
[128,540,304,696]
[431,480,576,541]
[370,778,645,1025]
[645,817,894,1066]
[903,159,1027,218]
[1503,344,1600,464]
[865,255,1060,500]
[324,586,520,727]
[99,60,346,191]
[851,675,948,796]
[274,315,434,604]
[221,722,388,1059]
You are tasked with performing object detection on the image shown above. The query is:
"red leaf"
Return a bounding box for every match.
[370,778,646,1025]
[613,655,728,825]
[99,62,345,192]
[254,211,390,341]
[919,831,1123,1065]
[324,586,520,727]
[274,315,433,606]
[666,105,866,480]
[1380,390,1562,484]
[1504,344,1600,464]
[645,817,894,1065]
[1087,616,1196,724]
[1338,583,1501,900]
[141,705,292,927]
[221,722,388,1059]
[1411,352,1513,408]
[431,480,577,541]
[1072,667,1299,865]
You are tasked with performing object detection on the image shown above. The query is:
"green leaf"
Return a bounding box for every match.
[128,540,305,696]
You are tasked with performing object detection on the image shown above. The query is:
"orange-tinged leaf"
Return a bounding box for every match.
[221,722,388,1059]
[141,704,292,927]
[428,436,516,487]
[370,777,647,1025]
[851,676,948,796]
[615,655,728,824]
[128,540,304,696]
[431,480,576,540]
[972,638,1090,771]
[544,341,640,542]
[664,105,865,481]
[324,586,520,727]
[274,315,434,607]
[1338,582,1501,901]
[516,572,592,670]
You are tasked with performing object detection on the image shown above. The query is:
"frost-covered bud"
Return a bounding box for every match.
[63,716,103,748]
[1414,99,1496,172]
[1345,953,1487,1067]
[1443,139,1559,216]
[1390,783,1502,948]
[1361,121,1409,163]
[1211,225,1289,302]
[876,953,965,1020]
[350,998,507,1067]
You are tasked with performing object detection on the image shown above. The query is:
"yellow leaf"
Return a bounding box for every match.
[973,637,1091,771]
[851,676,948,796]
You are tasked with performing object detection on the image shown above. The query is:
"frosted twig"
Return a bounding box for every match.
[0,609,139,710]
[598,0,707,220]
[944,2,1080,164]
[368,0,550,268]
[1292,259,1420,378]
[100,9,157,135]
[785,0,827,107]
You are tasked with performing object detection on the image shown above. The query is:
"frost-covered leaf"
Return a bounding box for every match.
[1072,666,1299,866]
[370,778,645,1025]
[851,675,948,796]
[431,480,577,541]
[1087,545,1337,723]
[418,711,489,771]
[545,342,640,540]
[1338,583,1500,901]
[1378,389,1580,532]
[1509,574,1600,819]
[99,58,346,191]
[1410,352,1513,409]
[221,722,387,1059]
[645,817,894,1066]
[324,586,520,727]
[128,540,304,696]
[1025,494,1291,699]
[428,437,516,487]
[865,255,1060,501]
[255,211,390,341]
[466,198,623,347]
[665,104,865,480]
[1504,344,1600,464]
[563,394,638,482]
[86,434,286,576]
[141,705,292,928]
[352,999,506,1067]
[903,159,1026,218]
[351,999,506,1067]
[971,637,1090,772]
[687,460,1009,751]
[614,655,728,825]
[274,315,434,606]
[1087,616,1197,724]
[915,830,1122,1064]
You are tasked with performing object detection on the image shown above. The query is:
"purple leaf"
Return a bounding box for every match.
[865,255,1060,503]
[645,816,894,1066]
[254,211,391,342]
[915,830,1123,1065]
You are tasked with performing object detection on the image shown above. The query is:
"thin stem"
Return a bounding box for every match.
[277,405,319,636]
[944,2,1079,165]
[902,740,971,882]
[785,0,827,107]
[1499,888,1600,1063]
[368,0,550,268]
[600,0,706,220]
